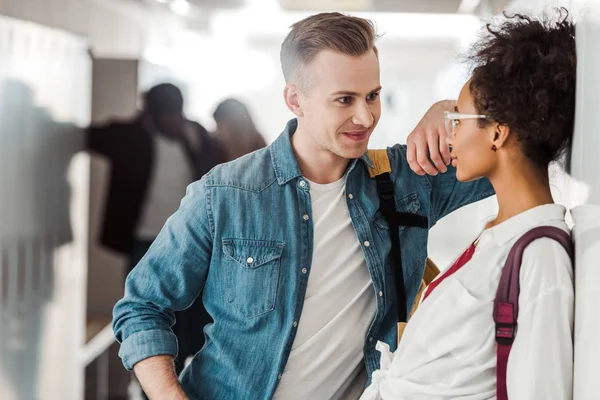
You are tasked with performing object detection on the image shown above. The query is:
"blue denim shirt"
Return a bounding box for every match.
[113,119,494,400]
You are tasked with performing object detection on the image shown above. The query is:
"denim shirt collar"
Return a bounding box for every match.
[270,118,375,185]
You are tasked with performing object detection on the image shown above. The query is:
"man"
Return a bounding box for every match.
[89,83,222,375]
[112,13,494,400]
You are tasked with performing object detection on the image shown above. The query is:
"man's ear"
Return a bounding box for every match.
[284,83,304,117]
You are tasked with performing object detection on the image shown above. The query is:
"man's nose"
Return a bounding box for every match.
[352,102,374,128]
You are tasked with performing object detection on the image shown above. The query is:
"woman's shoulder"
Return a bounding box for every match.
[519,220,574,302]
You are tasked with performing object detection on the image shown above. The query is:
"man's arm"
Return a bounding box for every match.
[406,100,455,176]
[112,178,213,395]
[133,356,188,400]
[86,122,119,158]
[427,164,494,226]
[404,100,495,224]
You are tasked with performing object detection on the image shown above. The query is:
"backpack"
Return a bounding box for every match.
[366,149,437,339]
[494,226,573,400]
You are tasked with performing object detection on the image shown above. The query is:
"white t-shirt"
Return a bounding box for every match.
[361,204,574,400]
[274,175,377,400]
[136,134,193,240]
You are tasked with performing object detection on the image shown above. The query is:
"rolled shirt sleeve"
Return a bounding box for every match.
[112,178,213,370]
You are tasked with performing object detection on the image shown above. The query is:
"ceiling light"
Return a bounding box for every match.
[458,0,481,13]
[170,0,191,16]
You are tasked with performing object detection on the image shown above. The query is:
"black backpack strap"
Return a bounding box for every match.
[368,149,428,322]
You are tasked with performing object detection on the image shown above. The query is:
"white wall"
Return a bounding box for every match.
[0,0,195,58]
[0,15,91,400]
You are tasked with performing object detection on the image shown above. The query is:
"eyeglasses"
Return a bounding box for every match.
[444,111,489,139]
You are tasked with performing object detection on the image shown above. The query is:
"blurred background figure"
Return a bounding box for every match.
[88,83,223,256]
[87,83,219,394]
[213,98,266,161]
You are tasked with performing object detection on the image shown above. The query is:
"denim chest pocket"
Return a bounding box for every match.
[222,239,284,318]
[372,193,425,277]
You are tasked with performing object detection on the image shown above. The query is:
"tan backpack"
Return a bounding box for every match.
[367,149,440,343]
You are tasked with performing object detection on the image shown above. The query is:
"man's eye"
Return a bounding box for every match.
[337,96,352,104]
[367,92,380,101]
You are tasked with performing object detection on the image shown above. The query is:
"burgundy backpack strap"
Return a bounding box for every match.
[494,226,573,400]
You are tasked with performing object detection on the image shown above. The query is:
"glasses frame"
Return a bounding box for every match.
[444,111,489,138]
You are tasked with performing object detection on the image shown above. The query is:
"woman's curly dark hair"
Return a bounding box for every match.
[466,8,576,173]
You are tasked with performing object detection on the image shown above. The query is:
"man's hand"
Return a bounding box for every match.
[406,100,456,176]
[133,355,189,400]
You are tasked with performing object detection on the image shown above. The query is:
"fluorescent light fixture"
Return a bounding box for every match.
[211,11,481,41]
[170,0,191,16]
[155,0,168,4]
[458,0,481,14]
[245,0,281,12]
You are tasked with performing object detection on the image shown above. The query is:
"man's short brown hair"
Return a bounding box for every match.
[280,12,378,85]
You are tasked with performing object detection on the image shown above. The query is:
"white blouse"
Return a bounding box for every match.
[361,204,574,400]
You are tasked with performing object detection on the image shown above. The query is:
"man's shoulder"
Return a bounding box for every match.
[385,144,428,187]
[204,146,276,192]
[386,144,409,166]
[91,116,140,129]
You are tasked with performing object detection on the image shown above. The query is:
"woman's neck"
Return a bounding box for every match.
[487,162,554,229]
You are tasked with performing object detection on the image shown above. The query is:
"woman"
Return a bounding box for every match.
[213,98,267,161]
[362,10,576,400]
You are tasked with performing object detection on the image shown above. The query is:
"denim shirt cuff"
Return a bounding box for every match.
[118,329,178,370]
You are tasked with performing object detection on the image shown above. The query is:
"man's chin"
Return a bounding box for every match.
[341,149,367,160]
[337,143,369,160]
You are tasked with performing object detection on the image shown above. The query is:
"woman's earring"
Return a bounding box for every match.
[491,145,497,152]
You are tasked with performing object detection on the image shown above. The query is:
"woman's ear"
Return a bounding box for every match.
[491,123,510,149]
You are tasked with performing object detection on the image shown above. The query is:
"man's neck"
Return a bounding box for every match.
[140,112,179,141]
[291,126,350,184]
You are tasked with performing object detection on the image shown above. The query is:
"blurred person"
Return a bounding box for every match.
[87,83,222,379]
[112,13,494,400]
[0,79,78,400]
[213,98,267,161]
[362,10,576,400]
